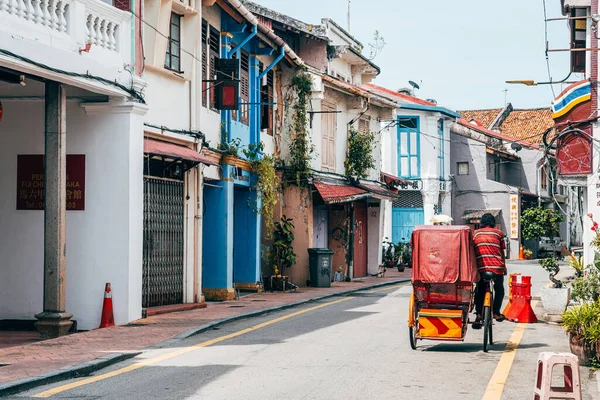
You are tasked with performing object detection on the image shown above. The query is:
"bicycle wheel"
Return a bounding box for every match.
[409,326,417,350]
[483,306,491,352]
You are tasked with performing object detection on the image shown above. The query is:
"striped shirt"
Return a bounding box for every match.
[473,227,507,275]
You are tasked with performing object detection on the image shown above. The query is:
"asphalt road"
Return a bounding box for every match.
[9,262,599,400]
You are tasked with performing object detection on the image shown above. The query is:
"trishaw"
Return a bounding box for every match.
[408,226,491,351]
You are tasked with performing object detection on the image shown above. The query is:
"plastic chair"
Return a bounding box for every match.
[533,352,581,400]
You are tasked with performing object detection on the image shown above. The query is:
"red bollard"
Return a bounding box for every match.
[505,275,537,323]
[502,273,520,316]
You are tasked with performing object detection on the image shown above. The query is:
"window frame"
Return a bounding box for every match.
[397,116,421,179]
[457,162,469,176]
[164,12,182,73]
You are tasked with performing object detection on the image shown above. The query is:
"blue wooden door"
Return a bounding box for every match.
[392,208,424,243]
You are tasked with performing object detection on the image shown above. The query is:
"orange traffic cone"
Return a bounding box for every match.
[518,244,524,260]
[99,282,114,328]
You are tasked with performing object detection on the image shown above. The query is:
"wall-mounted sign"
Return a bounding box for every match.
[397,180,422,191]
[509,194,519,239]
[17,155,86,211]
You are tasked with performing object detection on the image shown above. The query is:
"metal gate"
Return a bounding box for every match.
[143,178,184,308]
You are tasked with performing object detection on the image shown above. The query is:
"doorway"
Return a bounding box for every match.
[353,203,368,278]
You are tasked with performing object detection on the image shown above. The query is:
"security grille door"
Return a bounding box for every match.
[143,178,185,308]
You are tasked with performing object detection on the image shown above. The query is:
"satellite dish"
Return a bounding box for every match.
[408,80,420,90]
[511,142,523,152]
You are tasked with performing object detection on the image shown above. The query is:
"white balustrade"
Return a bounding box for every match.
[1,0,126,53]
[85,8,119,51]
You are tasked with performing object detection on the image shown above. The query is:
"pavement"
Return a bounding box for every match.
[4,261,597,400]
[0,269,410,395]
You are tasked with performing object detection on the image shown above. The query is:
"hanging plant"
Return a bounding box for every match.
[285,70,314,187]
[345,127,375,179]
[243,142,280,237]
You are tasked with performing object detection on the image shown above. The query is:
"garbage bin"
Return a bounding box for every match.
[308,248,335,287]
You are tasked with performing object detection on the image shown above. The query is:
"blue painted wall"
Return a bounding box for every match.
[233,188,262,284]
[202,168,234,290]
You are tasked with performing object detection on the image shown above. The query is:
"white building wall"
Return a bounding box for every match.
[0,98,147,330]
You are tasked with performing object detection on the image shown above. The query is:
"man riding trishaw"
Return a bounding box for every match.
[407,213,507,352]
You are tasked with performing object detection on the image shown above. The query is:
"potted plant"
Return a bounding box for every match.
[562,301,600,366]
[397,241,412,272]
[539,257,570,319]
[268,216,297,290]
[523,249,533,260]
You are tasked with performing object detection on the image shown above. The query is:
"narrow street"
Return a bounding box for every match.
[8,262,596,400]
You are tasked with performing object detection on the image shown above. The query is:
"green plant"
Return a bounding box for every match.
[381,240,399,265]
[562,301,600,343]
[539,257,563,288]
[344,127,376,178]
[567,253,585,277]
[521,206,564,242]
[572,269,600,303]
[268,216,297,276]
[523,249,533,259]
[243,143,281,238]
[286,70,314,186]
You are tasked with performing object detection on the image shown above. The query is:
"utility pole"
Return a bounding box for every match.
[347,0,351,32]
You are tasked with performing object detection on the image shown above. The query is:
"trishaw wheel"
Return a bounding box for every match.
[483,306,491,352]
[409,326,417,350]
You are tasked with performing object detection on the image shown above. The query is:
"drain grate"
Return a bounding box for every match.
[0,364,9,367]
[250,300,266,302]
[228,305,246,308]
[126,323,148,327]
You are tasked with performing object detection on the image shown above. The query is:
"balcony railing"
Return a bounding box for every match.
[0,0,131,61]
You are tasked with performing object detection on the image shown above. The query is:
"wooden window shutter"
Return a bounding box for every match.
[261,69,274,134]
[321,103,336,170]
[201,20,208,108]
[208,26,220,110]
[240,51,250,125]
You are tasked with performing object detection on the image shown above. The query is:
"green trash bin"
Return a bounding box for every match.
[308,248,335,287]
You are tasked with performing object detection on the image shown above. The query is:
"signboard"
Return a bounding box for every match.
[17,155,86,211]
[509,194,519,239]
[398,180,423,191]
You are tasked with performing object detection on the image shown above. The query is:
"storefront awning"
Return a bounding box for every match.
[313,182,370,204]
[462,209,501,221]
[358,183,398,201]
[380,171,410,187]
[144,139,218,166]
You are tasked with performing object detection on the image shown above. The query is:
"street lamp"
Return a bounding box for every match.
[505,80,539,86]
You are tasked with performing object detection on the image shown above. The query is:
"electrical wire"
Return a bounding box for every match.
[0,48,145,102]
[542,0,557,98]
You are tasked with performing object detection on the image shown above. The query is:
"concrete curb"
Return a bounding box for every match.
[0,351,141,397]
[0,277,409,397]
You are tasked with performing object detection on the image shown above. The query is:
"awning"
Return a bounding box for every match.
[380,171,410,187]
[462,209,501,221]
[144,139,218,166]
[358,183,398,201]
[486,147,518,161]
[314,182,369,204]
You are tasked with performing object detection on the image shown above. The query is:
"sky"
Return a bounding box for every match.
[255,0,580,111]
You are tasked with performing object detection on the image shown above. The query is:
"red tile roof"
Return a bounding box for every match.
[499,108,554,144]
[358,183,398,199]
[313,182,368,204]
[456,119,540,149]
[363,83,436,106]
[459,109,502,129]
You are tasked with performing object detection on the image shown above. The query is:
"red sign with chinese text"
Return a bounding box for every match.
[17,155,86,210]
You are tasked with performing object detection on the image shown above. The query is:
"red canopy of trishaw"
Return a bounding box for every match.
[410,225,479,284]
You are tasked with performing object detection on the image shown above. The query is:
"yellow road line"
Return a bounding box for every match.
[34,297,353,398]
[482,281,552,399]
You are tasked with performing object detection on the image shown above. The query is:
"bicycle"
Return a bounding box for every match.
[480,271,495,352]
